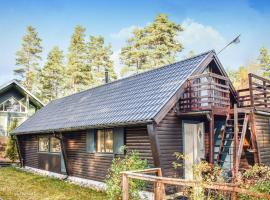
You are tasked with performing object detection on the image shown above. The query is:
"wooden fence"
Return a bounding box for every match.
[121,168,270,200]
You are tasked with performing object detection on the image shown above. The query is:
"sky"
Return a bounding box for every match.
[0,0,270,85]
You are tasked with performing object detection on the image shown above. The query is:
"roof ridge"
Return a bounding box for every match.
[53,49,215,102]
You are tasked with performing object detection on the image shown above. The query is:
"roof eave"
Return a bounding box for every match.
[12,119,154,135]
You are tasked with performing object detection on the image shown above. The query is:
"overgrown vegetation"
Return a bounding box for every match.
[239,165,270,200]
[172,153,270,200]
[105,147,148,200]
[0,167,106,200]
[5,118,19,162]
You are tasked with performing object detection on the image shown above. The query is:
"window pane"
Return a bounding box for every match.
[105,129,113,153]
[97,130,105,153]
[3,98,21,112]
[50,137,61,153]
[39,137,49,152]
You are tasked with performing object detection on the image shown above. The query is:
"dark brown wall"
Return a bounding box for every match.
[155,108,182,177]
[19,126,153,182]
[19,134,38,168]
[155,107,210,178]
[254,113,270,166]
[63,126,153,182]
[19,134,61,173]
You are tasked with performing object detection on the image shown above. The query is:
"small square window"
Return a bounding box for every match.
[39,137,49,152]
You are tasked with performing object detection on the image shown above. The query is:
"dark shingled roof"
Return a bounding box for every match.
[13,50,213,134]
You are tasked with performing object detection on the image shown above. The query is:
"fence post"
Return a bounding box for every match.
[157,168,165,199]
[122,173,129,200]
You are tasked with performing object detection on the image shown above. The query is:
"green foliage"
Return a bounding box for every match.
[5,119,19,162]
[228,63,260,90]
[66,25,89,93]
[120,14,183,76]
[15,26,43,94]
[105,147,148,200]
[40,46,66,103]
[259,47,270,78]
[87,35,117,86]
[239,165,270,199]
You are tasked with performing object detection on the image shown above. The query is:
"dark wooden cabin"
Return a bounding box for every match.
[13,50,270,182]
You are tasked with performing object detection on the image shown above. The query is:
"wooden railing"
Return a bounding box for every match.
[238,73,270,111]
[179,72,230,112]
[121,168,270,200]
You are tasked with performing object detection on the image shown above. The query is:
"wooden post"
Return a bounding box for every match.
[233,104,238,178]
[209,112,214,164]
[58,133,70,176]
[157,168,165,200]
[248,74,254,108]
[249,112,261,164]
[235,114,248,174]
[14,135,23,167]
[122,173,129,200]
[26,94,29,117]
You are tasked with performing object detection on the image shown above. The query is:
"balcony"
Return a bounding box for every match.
[179,72,230,112]
[237,73,270,112]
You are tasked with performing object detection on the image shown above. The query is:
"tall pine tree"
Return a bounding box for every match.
[66,25,90,93]
[15,26,42,93]
[40,46,65,103]
[87,35,117,85]
[259,47,270,78]
[120,14,183,76]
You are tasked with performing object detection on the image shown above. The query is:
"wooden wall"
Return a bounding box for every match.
[155,107,210,178]
[19,134,38,168]
[19,126,153,182]
[155,108,182,177]
[19,134,61,173]
[254,113,270,166]
[63,125,153,182]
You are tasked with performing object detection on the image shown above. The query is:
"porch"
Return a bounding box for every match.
[178,72,270,173]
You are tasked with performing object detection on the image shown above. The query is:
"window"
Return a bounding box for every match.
[39,137,49,152]
[38,136,61,153]
[97,129,113,153]
[50,137,61,153]
[0,98,26,113]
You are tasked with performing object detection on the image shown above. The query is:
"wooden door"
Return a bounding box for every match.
[184,122,205,180]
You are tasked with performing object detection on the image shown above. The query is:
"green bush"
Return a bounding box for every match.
[105,147,148,200]
[5,136,18,162]
[239,165,270,200]
[5,119,19,162]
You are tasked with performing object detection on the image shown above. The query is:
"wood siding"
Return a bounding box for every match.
[62,126,153,182]
[254,113,270,166]
[156,108,182,177]
[155,107,211,178]
[19,134,38,168]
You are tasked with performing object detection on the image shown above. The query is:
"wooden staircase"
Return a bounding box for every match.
[215,108,250,172]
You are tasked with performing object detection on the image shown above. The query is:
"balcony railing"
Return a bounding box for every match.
[237,73,270,111]
[179,72,230,112]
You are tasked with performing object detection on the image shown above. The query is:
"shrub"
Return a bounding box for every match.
[239,165,270,200]
[105,146,148,200]
[4,136,18,162]
[5,119,19,162]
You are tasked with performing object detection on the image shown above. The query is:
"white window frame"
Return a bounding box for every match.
[0,97,27,113]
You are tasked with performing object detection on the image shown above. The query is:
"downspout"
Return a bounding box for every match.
[54,132,69,178]
[14,135,23,167]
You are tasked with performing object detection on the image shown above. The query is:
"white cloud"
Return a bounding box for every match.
[110,25,138,40]
[177,19,226,56]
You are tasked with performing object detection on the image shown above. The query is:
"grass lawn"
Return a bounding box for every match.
[0,167,107,200]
